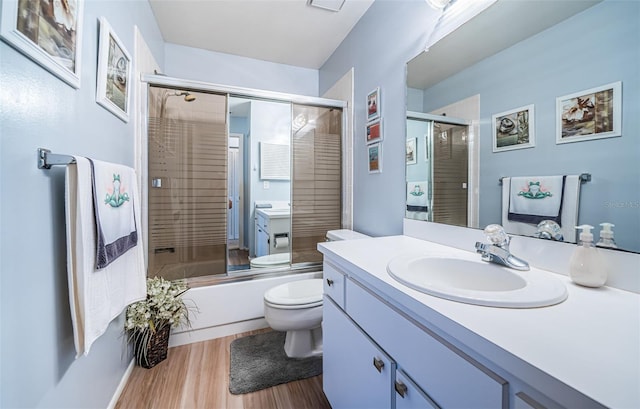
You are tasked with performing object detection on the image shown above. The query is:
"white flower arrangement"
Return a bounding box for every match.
[124,277,195,367]
[125,277,191,333]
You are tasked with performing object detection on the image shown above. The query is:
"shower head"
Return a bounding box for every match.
[175,91,196,102]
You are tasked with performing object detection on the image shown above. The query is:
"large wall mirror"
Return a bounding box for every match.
[406,0,639,253]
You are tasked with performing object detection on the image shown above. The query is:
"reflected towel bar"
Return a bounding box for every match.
[37,148,76,169]
[499,173,591,185]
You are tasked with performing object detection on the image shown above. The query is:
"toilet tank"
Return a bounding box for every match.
[326,229,370,241]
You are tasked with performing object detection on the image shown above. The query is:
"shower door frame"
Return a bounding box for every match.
[139,74,347,284]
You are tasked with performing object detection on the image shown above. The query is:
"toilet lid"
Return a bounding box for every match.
[264,279,323,307]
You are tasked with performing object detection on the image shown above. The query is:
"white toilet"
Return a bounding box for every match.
[263,229,369,358]
[250,252,290,268]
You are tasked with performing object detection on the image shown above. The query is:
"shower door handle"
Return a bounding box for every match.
[152,178,162,188]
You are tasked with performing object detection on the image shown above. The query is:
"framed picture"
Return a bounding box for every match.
[96,17,132,122]
[406,138,417,165]
[367,87,381,122]
[366,119,383,144]
[492,104,535,152]
[368,143,382,174]
[0,0,84,88]
[556,81,622,144]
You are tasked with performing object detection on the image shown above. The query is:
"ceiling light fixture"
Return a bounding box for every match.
[308,0,346,12]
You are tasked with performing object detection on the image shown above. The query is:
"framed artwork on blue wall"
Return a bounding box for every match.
[556,81,622,144]
[96,17,132,122]
[368,143,382,174]
[492,104,535,153]
[366,118,382,144]
[367,87,381,122]
[0,0,84,88]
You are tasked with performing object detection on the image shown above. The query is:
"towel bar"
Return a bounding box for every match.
[498,173,591,185]
[37,148,76,169]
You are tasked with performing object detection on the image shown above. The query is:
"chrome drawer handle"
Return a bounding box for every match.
[395,381,408,398]
[326,278,334,286]
[373,357,384,372]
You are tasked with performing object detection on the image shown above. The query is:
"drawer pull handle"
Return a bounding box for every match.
[395,381,408,398]
[326,278,334,286]
[373,357,385,372]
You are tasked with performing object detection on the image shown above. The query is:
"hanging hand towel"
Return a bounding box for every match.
[508,176,565,224]
[88,159,138,269]
[406,181,428,212]
[65,157,146,357]
[502,175,581,242]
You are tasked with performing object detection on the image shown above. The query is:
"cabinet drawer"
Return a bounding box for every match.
[323,297,395,409]
[346,278,508,409]
[323,261,345,308]
[395,369,440,409]
[256,213,268,230]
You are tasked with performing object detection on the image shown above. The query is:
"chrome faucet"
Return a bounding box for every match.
[475,224,530,271]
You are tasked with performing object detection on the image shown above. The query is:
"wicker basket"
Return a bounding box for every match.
[135,324,171,369]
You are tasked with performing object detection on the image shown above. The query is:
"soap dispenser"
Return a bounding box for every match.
[569,225,607,287]
[597,223,618,249]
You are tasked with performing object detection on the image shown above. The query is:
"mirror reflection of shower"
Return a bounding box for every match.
[406,114,470,227]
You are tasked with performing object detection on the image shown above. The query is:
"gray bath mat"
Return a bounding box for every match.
[229,331,322,394]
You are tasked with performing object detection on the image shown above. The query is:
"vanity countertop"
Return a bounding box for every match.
[256,208,290,219]
[318,235,640,409]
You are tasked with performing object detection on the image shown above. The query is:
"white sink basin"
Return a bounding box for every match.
[387,253,567,308]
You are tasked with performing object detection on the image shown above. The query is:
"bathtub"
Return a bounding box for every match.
[169,271,322,347]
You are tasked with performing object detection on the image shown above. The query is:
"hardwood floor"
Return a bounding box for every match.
[228,249,250,267]
[115,329,331,409]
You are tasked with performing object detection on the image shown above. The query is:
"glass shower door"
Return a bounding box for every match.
[406,116,469,227]
[147,86,228,280]
[291,105,342,265]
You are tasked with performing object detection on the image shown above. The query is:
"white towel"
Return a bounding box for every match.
[65,157,146,357]
[406,182,429,220]
[508,176,564,224]
[502,175,581,243]
[406,181,428,211]
[88,158,138,269]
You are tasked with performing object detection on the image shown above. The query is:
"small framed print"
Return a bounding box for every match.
[368,143,382,174]
[366,119,383,144]
[0,0,84,88]
[556,81,622,144]
[367,87,381,122]
[492,104,535,152]
[406,138,417,165]
[96,17,132,122]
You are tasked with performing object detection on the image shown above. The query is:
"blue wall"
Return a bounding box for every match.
[0,0,163,407]
[422,1,640,251]
[164,43,319,96]
[319,0,442,237]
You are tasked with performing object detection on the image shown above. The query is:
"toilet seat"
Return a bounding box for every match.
[264,279,323,310]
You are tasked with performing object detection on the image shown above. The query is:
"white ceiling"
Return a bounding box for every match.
[148,0,375,69]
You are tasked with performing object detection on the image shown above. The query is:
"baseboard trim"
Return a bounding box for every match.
[169,318,269,347]
[107,358,135,409]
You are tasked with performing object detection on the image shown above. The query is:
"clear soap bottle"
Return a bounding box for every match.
[569,225,608,288]
[596,223,618,249]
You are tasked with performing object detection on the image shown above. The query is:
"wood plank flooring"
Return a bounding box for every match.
[115,329,331,409]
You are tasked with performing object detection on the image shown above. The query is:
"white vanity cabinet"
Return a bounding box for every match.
[255,209,290,257]
[323,260,507,409]
[319,235,634,409]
